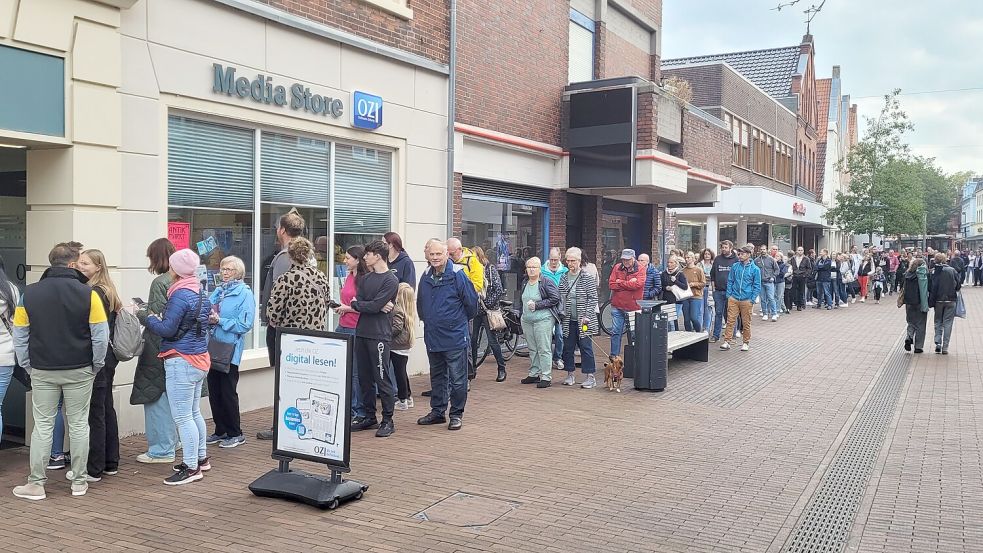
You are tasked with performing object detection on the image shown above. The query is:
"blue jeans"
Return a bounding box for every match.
[682,298,703,332]
[164,357,207,470]
[0,365,11,438]
[52,402,65,457]
[712,290,728,339]
[552,321,564,362]
[832,279,846,304]
[817,281,833,308]
[144,392,178,459]
[335,325,366,418]
[775,280,786,313]
[702,293,713,330]
[759,282,777,316]
[562,320,596,374]
[610,307,628,357]
[427,348,468,418]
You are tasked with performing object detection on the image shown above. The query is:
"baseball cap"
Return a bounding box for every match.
[740,246,754,254]
[621,249,636,259]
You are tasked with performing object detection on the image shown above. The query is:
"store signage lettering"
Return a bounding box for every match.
[351,91,383,131]
[212,64,344,118]
[793,202,806,216]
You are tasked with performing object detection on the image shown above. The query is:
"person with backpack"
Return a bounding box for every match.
[74,249,123,482]
[0,255,19,444]
[205,256,255,449]
[144,249,212,486]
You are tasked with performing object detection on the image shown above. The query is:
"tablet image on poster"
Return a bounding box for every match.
[275,331,351,467]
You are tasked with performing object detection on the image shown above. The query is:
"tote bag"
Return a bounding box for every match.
[956,291,967,319]
[671,284,694,301]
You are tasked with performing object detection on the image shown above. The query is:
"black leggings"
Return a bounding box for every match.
[391,353,411,401]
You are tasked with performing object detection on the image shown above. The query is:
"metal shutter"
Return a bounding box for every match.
[334,143,392,233]
[167,116,254,210]
[462,177,551,204]
[568,18,594,83]
[260,131,329,207]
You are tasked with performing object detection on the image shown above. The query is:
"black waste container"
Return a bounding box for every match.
[632,307,668,392]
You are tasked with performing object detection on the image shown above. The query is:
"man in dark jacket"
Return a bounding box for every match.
[754,245,780,320]
[709,241,737,341]
[789,246,813,311]
[929,253,961,354]
[814,249,834,310]
[416,241,479,431]
[12,243,110,500]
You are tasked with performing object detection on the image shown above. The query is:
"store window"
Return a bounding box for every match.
[461,196,546,305]
[677,224,704,254]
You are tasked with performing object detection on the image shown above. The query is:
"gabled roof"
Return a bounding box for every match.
[663,46,801,99]
[815,78,832,190]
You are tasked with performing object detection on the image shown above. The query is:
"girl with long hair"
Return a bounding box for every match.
[76,249,122,480]
[391,282,417,410]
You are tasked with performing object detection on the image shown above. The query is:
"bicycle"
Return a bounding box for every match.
[598,300,628,336]
[475,300,528,367]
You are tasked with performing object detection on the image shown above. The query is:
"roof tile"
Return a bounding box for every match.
[663,46,801,99]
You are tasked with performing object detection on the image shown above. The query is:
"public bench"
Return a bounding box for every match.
[660,304,710,362]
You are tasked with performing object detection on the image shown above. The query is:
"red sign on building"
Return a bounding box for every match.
[792,202,806,216]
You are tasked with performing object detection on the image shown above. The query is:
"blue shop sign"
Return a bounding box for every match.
[351,91,383,131]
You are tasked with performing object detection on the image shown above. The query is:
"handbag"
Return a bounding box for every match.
[956,291,967,319]
[670,284,694,301]
[482,299,506,331]
[208,334,236,373]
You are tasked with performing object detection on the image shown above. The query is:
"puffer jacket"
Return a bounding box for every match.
[208,280,255,366]
[559,270,599,337]
[132,273,170,405]
[145,287,211,355]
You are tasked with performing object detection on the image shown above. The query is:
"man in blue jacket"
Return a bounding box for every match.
[720,246,761,352]
[416,240,479,431]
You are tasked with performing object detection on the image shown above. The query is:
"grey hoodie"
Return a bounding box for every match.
[754,254,780,283]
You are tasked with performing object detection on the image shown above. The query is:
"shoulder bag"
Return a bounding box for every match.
[671,284,694,301]
[208,333,236,373]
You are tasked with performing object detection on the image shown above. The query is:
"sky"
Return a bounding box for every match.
[661,0,983,178]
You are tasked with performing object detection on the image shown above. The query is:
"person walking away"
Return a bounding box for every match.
[257,208,305,441]
[886,250,899,294]
[133,238,179,464]
[928,253,961,355]
[471,246,508,382]
[710,241,738,341]
[872,267,886,304]
[681,252,706,332]
[814,250,834,310]
[949,250,967,285]
[334,246,365,420]
[144,249,212,486]
[0,255,19,444]
[857,253,873,303]
[74,249,122,482]
[720,246,761,352]
[13,243,110,499]
[390,283,417,410]
[416,241,479,430]
[754,246,780,321]
[900,258,929,353]
[541,247,568,371]
[698,249,715,329]
[385,232,416,289]
[608,250,646,357]
[790,247,812,311]
[346,240,399,437]
[518,257,560,388]
[559,247,599,388]
[205,256,254,449]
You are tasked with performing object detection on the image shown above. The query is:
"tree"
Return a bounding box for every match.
[825,89,915,244]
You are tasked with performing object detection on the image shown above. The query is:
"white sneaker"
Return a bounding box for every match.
[66,471,101,483]
[12,483,45,501]
[394,400,409,411]
[860,298,865,303]
[851,297,857,304]
[771,314,779,321]
[581,375,596,389]
[406,397,414,408]
[719,342,731,350]
[839,302,847,307]
[137,453,175,464]
[740,343,750,352]
[555,359,565,371]
[735,330,742,338]
[71,482,88,497]
[762,315,769,321]
[562,373,576,386]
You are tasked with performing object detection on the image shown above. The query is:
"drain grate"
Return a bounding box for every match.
[781,338,911,553]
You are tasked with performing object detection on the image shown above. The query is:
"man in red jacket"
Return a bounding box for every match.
[607,249,646,358]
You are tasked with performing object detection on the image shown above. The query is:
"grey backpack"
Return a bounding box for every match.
[111,308,145,361]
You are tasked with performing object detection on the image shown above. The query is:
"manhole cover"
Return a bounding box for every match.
[413,492,519,527]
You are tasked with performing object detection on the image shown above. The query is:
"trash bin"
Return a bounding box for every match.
[632,303,668,392]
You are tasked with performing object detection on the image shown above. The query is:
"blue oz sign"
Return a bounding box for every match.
[351,91,383,131]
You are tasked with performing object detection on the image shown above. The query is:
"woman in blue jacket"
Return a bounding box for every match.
[205,256,254,449]
[145,249,212,486]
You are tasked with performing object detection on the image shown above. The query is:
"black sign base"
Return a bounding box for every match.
[249,468,367,510]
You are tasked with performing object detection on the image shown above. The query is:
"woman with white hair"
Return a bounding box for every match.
[205,255,255,449]
[558,247,599,389]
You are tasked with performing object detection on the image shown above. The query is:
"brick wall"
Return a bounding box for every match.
[659,65,722,110]
[456,0,568,145]
[673,110,731,177]
[452,172,462,236]
[254,0,449,63]
[636,90,656,150]
[548,189,567,251]
[601,31,651,79]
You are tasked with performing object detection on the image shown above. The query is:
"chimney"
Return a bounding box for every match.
[832,65,840,78]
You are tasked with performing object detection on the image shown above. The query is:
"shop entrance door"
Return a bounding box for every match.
[598,211,643,302]
[0,148,27,446]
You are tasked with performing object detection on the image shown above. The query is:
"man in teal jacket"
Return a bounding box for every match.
[721,246,761,352]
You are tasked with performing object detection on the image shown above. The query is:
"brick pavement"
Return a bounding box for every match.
[0,291,979,552]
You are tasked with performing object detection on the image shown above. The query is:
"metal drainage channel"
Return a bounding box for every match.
[781,339,911,553]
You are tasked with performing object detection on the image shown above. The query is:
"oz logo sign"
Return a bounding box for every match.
[351,91,383,131]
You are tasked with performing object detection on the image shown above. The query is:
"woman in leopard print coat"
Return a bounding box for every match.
[266,237,331,331]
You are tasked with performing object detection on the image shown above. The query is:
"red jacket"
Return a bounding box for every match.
[608,261,646,311]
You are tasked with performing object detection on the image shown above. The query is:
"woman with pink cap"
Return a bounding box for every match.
[145,249,212,486]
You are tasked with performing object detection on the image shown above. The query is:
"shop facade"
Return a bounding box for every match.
[2,0,448,439]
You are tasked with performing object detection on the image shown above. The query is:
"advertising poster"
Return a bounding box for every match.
[274,329,352,468]
[167,222,190,250]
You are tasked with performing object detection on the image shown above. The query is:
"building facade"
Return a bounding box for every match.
[961,177,983,250]
[1,0,450,438]
[816,66,859,252]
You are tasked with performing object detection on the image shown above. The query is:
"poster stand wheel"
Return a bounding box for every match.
[249,459,368,510]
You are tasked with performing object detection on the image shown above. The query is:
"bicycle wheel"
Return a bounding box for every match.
[475,327,490,367]
[501,330,519,361]
[599,301,617,336]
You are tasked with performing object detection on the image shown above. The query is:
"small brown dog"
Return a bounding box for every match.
[604,355,624,392]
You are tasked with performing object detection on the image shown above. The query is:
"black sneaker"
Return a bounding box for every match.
[421,390,432,397]
[496,367,507,382]
[173,457,211,472]
[914,348,924,354]
[935,344,942,354]
[520,376,540,384]
[46,455,69,470]
[904,338,912,351]
[164,466,203,486]
[417,412,447,425]
[941,349,949,355]
[536,380,551,388]
[448,417,463,431]
[103,466,119,476]
[375,419,395,437]
[351,416,379,431]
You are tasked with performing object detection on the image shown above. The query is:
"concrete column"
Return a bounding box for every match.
[706,214,719,253]
[737,218,748,247]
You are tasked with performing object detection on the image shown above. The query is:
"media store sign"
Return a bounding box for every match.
[212,64,382,130]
